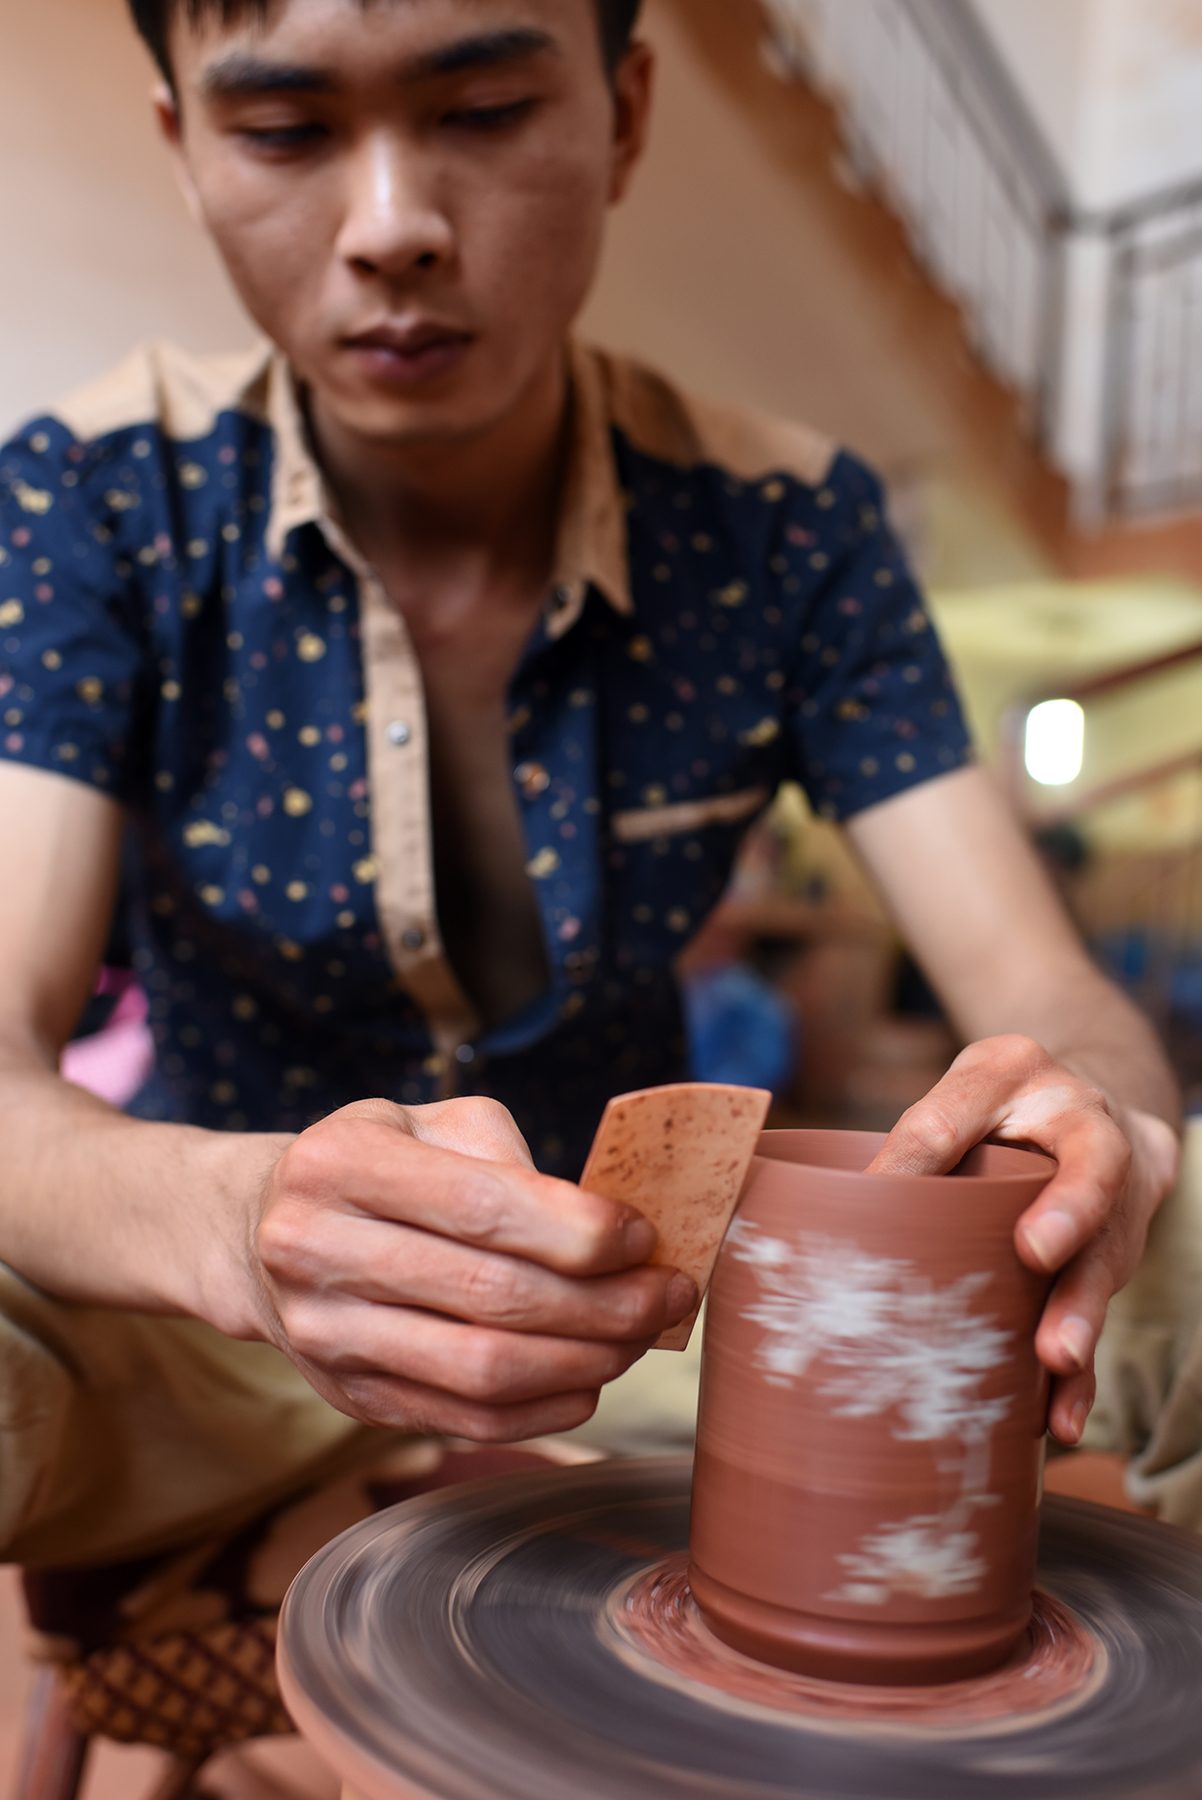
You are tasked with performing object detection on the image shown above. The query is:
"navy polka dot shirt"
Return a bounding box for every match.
[0,343,971,1176]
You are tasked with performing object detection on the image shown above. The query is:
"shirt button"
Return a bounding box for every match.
[401,927,425,951]
[455,1043,475,1065]
[551,584,573,611]
[515,761,550,799]
[387,720,411,747]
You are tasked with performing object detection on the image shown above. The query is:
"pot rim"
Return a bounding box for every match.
[752,1127,1056,1191]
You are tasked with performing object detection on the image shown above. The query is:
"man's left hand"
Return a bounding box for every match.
[869,1034,1181,1444]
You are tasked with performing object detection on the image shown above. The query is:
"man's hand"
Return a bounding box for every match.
[247,1096,698,1442]
[869,1035,1180,1444]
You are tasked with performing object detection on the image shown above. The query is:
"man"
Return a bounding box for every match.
[0,0,1180,1569]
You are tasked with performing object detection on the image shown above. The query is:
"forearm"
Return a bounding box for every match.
[0,1029,289,1333]
[847,768,1181,1134]
[946,958,1180,1137]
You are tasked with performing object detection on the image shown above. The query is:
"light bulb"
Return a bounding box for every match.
[1024,698,1084,786]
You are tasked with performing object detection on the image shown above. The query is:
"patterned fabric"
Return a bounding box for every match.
[58,1620,290,1763]
[23,1444,565,1763]
[0,341,970,1175]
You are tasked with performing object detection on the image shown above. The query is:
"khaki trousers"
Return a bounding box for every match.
[1087,1116,1202,1527]
[0,1269,391,1569]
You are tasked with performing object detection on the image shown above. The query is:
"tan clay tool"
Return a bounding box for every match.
[578,1081,771,1349]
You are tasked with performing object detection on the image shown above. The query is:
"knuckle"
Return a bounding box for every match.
[1075,1080,1112,1119]
[461,1095,517,1133]
[256,1199,318,1283]
[901,1101,960,1158]
[280,1301,334,1363]
[961,1033,1040,1074]
[459,1254,528,1324]
[447,1170,511,1247]
[613,1273,664,1337]
[449,1404,526,1444]
[564,1190,628,1264]
[278,1123,347,1199]
[335,1376,426,1432]
[457,1328,514,1400]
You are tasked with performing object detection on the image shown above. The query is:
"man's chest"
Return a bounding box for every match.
[140,559,790,1026]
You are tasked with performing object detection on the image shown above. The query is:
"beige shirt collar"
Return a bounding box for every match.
[260,340,634,628]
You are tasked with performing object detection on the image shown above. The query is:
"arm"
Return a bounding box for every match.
[846,763,1181,1444]
[0,761,695,1439]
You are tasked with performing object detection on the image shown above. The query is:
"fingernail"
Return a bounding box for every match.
[665,1272,699,1322]
[623,1217,658,1262]
[1068,1398,1089,1443]
[1058,1315,1093,1370]
[1024,1209,1078,1270]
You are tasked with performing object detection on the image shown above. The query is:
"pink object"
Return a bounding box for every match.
[60,977,154,1107]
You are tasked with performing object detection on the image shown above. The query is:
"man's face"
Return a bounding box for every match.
[161,0,651,448]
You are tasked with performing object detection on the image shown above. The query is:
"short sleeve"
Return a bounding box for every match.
[784,452,972,820]
[0,418,149,801]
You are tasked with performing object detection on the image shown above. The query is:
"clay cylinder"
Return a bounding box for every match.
[689,1129,1055,1685]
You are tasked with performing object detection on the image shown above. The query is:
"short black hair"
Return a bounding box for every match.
[128,0,642,85]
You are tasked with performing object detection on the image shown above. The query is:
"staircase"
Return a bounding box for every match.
[761,0,1202,526]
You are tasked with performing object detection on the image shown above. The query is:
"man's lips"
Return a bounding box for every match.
[341,323,474,385]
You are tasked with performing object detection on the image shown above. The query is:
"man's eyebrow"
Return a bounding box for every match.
[405,27,559,80]
[199,30,557,99]
[201,54,338,99]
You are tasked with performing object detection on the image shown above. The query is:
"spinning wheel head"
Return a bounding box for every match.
[279,1458,1202,1800]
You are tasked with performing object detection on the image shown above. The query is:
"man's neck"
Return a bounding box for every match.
[306,348,571,603]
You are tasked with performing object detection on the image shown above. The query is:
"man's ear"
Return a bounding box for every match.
[608,40,654,206]
[152,78,205,227]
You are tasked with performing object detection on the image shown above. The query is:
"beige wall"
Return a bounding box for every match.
[580,3,954,469]
[0,0,946,473]
[970,0,1202,213]
[0,0,253,437]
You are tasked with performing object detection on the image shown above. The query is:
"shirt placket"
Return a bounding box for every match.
[357,571,479,1080]
[267,344,628,1087]
[307,500,477,1092]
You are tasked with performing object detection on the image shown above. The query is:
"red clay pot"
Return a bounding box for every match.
[689,1129,1056,1685]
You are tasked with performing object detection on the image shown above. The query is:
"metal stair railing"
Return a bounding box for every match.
[760,0,1202,524]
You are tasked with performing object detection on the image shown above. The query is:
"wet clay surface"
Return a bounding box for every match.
[690,1130,1056,1681]
[610,1554,1103,1734]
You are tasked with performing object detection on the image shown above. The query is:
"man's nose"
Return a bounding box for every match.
[335,132,454,277]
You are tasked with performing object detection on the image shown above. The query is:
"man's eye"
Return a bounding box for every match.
[239,123,329,153]
[443,99,536,132]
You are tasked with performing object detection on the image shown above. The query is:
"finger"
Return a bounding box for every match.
[868,1035,1099,1180]
[1014,1108,1130,1275]
[1047,1367,1096,1447]
[866,1039,1034,1177]
[267,1212,698,1338]
[303,1362,605,1440]
[403,1095,537,1168]
[1033,1233,1124,1379]
[274,1111,658,1275]
[314,1095,535,1167]
[284,1296,652,1405]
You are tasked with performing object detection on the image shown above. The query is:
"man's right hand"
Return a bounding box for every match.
[247,1096,698,1441]
[0,762,691,1440]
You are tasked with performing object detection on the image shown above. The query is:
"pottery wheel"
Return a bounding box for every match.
[278,1456,1202,1800]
